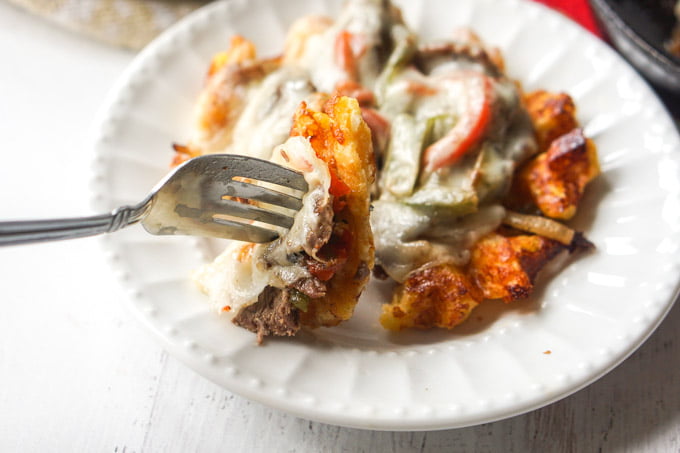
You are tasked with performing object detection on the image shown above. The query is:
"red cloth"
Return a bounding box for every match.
[531,0,604,38]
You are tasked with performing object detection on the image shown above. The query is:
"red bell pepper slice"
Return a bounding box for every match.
[423,74,492,172]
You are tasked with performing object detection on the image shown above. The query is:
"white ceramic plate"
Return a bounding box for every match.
[90,0,680,430]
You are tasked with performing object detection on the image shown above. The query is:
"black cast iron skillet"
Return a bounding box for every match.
[589,0,680,96]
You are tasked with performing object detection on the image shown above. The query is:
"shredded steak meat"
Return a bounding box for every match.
[233,286,300,343]
[291,277,327,298]
[308,196,334,253]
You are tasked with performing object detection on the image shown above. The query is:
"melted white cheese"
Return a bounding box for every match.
[298,0,390,92]
[193,136,332,312]
[192,242,268,313]
[373,38,537,279]
[225,67,315,159]
[272,137,332,257]
[371,202,506,282]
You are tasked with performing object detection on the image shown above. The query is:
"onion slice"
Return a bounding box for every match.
[502,210,575,245]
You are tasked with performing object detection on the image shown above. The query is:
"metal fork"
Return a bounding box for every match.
[0,154,308,246]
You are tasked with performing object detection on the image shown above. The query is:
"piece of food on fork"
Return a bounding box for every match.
[193,96,375,343]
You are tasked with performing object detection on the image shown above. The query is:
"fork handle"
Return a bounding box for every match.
[0,206,141,246]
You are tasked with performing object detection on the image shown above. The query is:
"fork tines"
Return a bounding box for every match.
[206,155,308,236]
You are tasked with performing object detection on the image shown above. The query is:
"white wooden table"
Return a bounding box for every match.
[1,2,679,451]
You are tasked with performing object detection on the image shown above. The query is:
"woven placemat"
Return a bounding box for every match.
[7,0,208,50]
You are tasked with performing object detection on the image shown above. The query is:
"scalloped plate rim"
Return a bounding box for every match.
[89,0,680,430]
